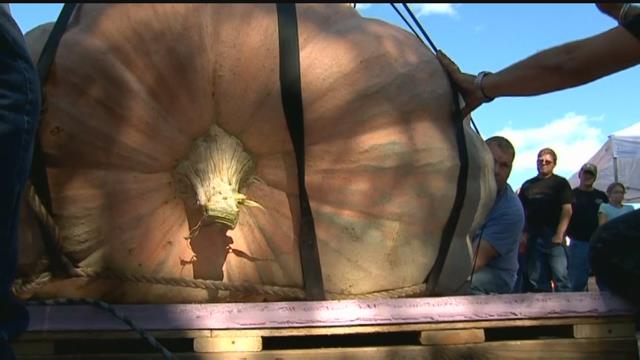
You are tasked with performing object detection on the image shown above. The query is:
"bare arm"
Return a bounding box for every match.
[552,203,573,244]
[473,239,499,271]
[482,27,640,98]
[437,5,640,117]
[598,211,609,225]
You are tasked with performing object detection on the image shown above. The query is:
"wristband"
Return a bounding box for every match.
[474,71,495,103]
[619,3,631,24]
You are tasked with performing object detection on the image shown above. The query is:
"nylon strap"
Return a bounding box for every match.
[275,4,325,300]
[31,3,77,211]
[30,3,78,275]
[424,88,469,294]
[391,4,470,294]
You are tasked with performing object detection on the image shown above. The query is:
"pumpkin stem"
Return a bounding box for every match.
[174,125,259,229]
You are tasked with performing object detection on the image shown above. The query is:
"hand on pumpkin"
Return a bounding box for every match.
[435,50,485,118]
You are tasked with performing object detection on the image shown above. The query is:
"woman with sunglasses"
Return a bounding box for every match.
[516,148,573,293]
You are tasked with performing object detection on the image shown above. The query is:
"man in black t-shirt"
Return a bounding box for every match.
[518,148,573,292]
[566,163,608,292]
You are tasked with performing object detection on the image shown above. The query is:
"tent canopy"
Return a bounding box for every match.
[568,122,640,202]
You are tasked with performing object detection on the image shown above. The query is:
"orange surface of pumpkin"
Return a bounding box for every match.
[18,4,496,303]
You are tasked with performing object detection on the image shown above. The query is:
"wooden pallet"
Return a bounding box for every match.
[11,292,639,359]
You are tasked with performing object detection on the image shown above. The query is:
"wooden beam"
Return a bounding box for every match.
[194,336,263,352]
[419,328,485,345]
[15,316,632,341]
[10,341,53,356]
[13,338,640,360]
[573,322,636,338]
[24,292,635,332]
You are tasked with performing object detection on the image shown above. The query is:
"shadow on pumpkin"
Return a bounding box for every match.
[18,3,491,307]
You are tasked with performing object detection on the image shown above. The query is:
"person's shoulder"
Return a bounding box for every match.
[499,185,525,215]
[503,184,520,200]
[521,176,538,188]
[0,4,10,15]
[594,188,608,199]
[571,187,585,197]
[552,174,571,184]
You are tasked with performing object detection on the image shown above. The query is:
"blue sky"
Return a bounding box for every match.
[9,3,640,191]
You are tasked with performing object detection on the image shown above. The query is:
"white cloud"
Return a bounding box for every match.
[493,113,605,188]
[412,4,458,17]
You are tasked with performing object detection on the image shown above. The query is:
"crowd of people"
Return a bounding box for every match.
[437,3,640,304]
[468,141,635,296]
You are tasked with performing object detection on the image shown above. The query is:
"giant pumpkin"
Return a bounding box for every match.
[18,4,496,303]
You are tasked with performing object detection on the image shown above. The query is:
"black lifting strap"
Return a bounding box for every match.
[424,89,469,294]
[275,4,325,300]
[31,2,77,213]
[388,3,470,293]
[30,3,78,275]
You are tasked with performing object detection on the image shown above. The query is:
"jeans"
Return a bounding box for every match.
[470,266,513,295]
[568,239,590,292]
[595,276,611,292]
[0,8,42,352]
[527,227,572,292]
[513,250,528,293]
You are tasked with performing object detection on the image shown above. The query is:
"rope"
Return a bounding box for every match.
[400,3,438,52]
[26,183,62,247]
[389,3,424,44]
[13,268,426,301]
[17,184,427,300]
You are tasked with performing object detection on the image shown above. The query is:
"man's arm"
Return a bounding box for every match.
[436,5,640,117]
[474,191,525,271]
[480,27,640,98]
[553,203,573,245]
[473,239,499,271]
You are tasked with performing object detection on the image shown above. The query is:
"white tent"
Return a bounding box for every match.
[568,122,640,202]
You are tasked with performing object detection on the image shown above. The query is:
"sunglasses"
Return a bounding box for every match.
[537,159,553,165]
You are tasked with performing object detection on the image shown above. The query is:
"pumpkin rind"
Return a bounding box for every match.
[19,4,495,303]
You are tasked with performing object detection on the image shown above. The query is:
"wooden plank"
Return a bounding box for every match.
[15,316,634,341]
[573,322,636,338]
[194,336,263,353]
[17,330,212,340]
[10,341,54,356]
[13,338,640,360]
[419,328,484,345]
[24,292,635,332]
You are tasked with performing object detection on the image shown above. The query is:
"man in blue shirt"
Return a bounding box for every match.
[469,136,525,294]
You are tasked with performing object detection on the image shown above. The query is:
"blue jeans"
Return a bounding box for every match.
[470,266,513,295]
[513,250,528,293]
[0,8,41,352]
[527,227,572,292]
[568,239,590,292]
